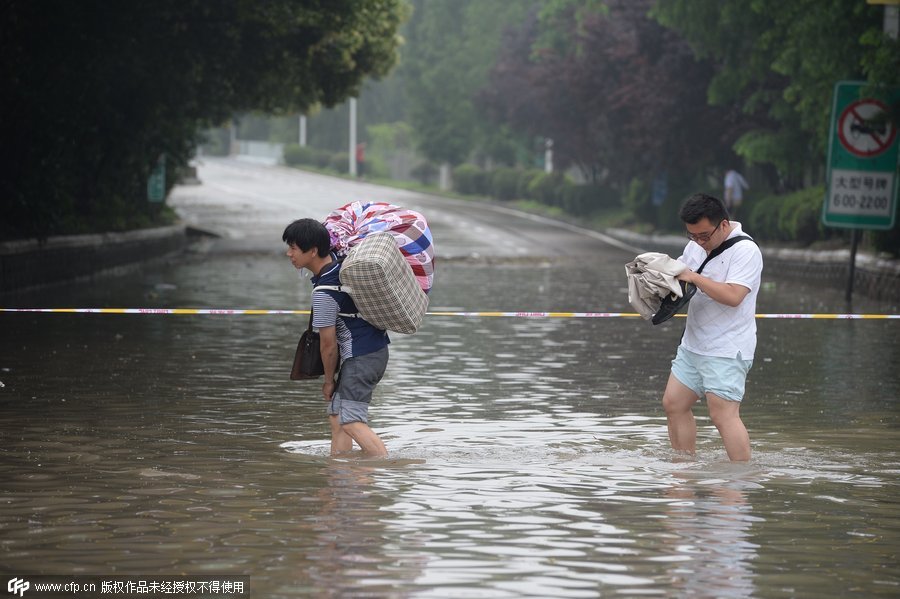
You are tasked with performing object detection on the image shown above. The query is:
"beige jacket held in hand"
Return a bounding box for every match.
[625,252,688,320]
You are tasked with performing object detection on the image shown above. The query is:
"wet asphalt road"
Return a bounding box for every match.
[170,157,642,263]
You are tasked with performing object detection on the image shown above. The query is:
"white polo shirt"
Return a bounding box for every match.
[677,222,763,360]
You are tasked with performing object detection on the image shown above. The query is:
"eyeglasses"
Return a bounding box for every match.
[686,220,722,243]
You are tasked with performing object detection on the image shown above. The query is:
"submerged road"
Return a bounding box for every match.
[3,159,899,598]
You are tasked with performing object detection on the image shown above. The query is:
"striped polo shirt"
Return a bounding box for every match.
[310,258,389,360]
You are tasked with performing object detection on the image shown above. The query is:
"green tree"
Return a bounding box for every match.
[481,0,730,188]
[401,0,532,166]
[1,0,409,240]
[651,0,892,189]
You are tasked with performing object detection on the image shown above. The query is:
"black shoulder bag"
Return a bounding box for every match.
[290,306,325,380]
[651,235,754,325]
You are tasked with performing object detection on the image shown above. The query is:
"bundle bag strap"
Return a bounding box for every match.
[695,235,755,275]
[312,285,360,319]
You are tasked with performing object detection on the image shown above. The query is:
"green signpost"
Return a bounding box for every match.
[823,81,899,229]
[823,81,900,300]
[147,154,166,203]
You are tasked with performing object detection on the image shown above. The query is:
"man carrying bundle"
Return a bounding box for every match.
[283,218,389,458]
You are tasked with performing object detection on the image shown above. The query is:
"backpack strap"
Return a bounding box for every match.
[312,284,354,295]
[696,235,755,274]
[311,286,360,319]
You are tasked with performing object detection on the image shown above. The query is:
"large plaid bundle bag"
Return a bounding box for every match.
[322,202,434,334]
[324,201,434,294]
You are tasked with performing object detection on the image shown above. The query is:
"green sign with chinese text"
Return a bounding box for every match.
[823,81,900,230]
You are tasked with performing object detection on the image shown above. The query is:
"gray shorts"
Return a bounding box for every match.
[327,346,389,425]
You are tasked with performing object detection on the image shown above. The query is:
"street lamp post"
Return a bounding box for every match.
[349,98,357,177]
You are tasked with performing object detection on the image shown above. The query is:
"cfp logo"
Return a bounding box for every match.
[7,579,29,597]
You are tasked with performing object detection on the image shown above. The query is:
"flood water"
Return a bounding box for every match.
[2,229,900,596]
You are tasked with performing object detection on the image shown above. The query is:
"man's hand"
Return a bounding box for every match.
[677,270,750,308]
[318,325,340,402]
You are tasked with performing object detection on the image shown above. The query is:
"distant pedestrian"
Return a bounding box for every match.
[283,218,389,457]
[355,142,366,178]
[661,193,763,462]
[723,169,749,216]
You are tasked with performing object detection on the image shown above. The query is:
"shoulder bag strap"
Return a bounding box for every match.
[696,235,754,274]
[305,303,314,332]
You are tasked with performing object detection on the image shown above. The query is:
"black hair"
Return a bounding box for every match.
[282,219,331,257]
[679,193,729,225]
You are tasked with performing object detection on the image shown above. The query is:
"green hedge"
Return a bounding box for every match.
[453,164,490,195]
[449,163,620,217]
[517,169,544,199]
[283,144,315,166]
[283,143,336,170]
[329,152,349,173]
[871,226,900,256]
[526,172,564,206]
[490,167,521,201]
[747,186,826,244]
[411,161,438,185]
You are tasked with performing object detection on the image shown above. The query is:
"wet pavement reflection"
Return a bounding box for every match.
[2,167,900,596]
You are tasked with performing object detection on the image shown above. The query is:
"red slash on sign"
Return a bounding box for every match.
[837,99,896,158]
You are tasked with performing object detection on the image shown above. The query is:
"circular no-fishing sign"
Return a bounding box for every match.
[837,99,897,158]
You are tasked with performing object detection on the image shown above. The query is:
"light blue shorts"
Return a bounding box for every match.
[671,345,753,403]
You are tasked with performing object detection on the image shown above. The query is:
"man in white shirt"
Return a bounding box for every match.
[662,193,763,461]
[723,169,749,216]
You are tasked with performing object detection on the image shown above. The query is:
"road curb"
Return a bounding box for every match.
[0,225,188,294]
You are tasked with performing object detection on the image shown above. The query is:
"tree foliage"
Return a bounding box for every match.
[479,0,733,188]
[1,0,408,240]
[400,0,532,165]
[651,0,893,188]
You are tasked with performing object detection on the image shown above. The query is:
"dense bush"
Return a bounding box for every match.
[745,195,782,240]
[747,186,826,243]
[200,127,230,156]
[313,149,334,169]
[780,188,825,245]
[871,226,900,257]
[282,144,340,172]
[410,161,438,185]
[561,182,621,216]
[490,167,521,200]
[283,144,315,166]
[448,163,625,217]
[517,169,544,199]
[623,178,655,224]
[453,164,489,195]
[526,172,565,206]
[329,152,350,173]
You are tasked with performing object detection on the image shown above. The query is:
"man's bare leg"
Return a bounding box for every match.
[662,373,700,456]
[707,393,750,462]
[342,422,387,457]
[329,415,354,456]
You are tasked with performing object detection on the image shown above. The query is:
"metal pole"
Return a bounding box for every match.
[885,4,898,40]
[299,115,307,147]
[843,3,897,301]
[845,229,860,302]
[544,138,554,174]
[349,98,357,177]
[229,120,237,156]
